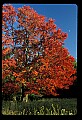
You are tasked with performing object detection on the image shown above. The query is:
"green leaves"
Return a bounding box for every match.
[11,76,15,81]
[33,78,36,81]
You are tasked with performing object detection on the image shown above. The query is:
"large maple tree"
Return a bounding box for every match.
[2,4,77,98]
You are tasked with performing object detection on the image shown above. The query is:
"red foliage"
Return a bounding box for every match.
[2,82,20,95]
[2,4,77,97]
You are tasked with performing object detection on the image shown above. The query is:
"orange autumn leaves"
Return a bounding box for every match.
[2,4,77,96]
[32,70,38,76]
[2,59,16,79]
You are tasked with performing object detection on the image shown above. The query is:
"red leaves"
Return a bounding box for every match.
[2,47,11,56]
[56,29,68,40]
[2,59,16,69]
[32,70,38,76]
[13,72,19,77]
[36,36,76,95]
[57,28,62,33]
[2,4,77,97]
[2,4,16,16]
[49,18,55,24]
[2,4,16,25]
[2,59,16,79]
[2,82,20,95]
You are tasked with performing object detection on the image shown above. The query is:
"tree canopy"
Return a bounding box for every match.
[2,4,77,97]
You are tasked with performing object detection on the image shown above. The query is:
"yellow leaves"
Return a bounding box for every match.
[29,67,33,71]
[2,63,8,69]
[22,79,26,84]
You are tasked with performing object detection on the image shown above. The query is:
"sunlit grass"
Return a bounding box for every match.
[2,98,77,115]
[2,105,77,115]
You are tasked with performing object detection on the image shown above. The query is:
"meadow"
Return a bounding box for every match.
[2,98,77,115]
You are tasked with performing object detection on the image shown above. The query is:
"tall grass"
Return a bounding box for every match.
[2,98,77,115]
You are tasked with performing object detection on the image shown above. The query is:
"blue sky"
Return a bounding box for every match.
[5,4,77,61]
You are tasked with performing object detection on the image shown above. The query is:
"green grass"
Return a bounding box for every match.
[2,98,77,115]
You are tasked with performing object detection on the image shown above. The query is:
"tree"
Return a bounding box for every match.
[2,5,21,100]
[2,4,77,99]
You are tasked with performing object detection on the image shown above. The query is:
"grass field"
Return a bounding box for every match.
[2,98,77,115]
